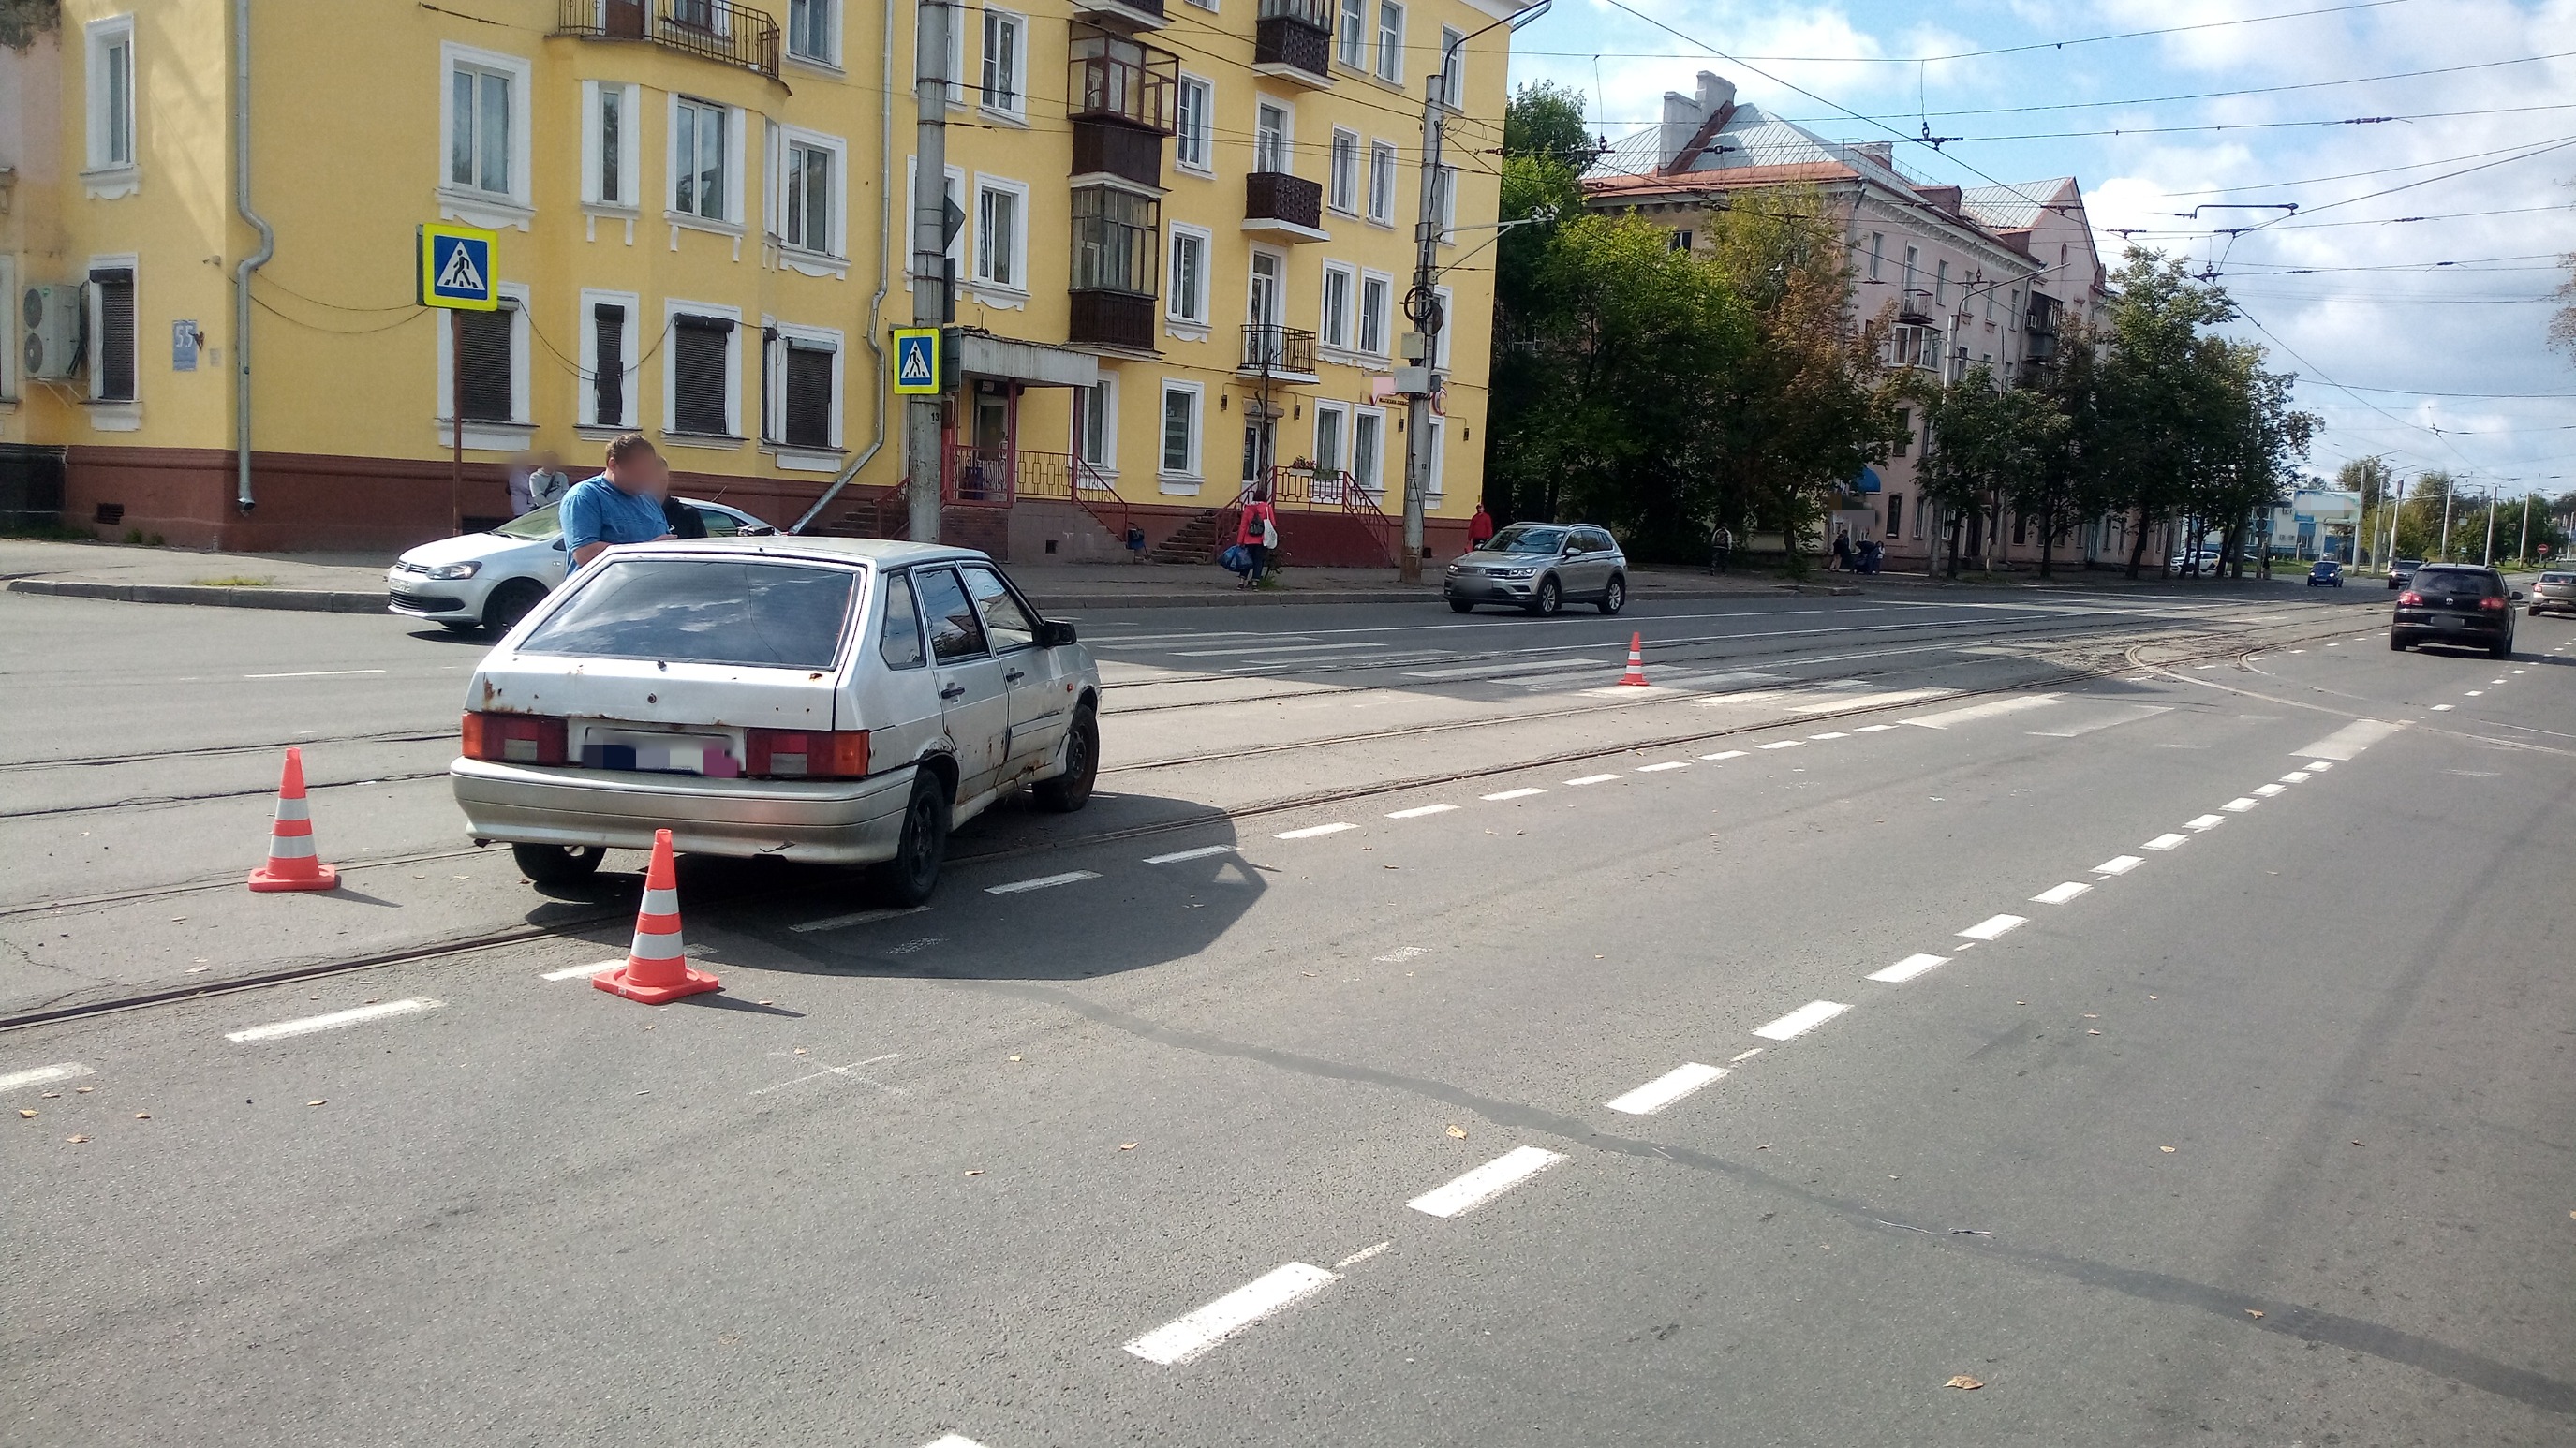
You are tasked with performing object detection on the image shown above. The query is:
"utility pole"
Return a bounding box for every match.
[2384,477,2403,575]
[2439,485,2453,560]
[2518,490,2532,565]
[2482,481,2497,567]
[906,0,955,545]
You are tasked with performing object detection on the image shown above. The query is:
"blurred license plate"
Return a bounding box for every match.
[581,731,740,776]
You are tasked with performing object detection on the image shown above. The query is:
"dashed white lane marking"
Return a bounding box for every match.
[2432,704,2455,711]
[1756,740,1802,750]
[2294,720,2395,760]
[1387,803,1460,819]
[792,904,932,934]
[1275,822,1358,839]
[986,870,1102,894]
[1123,1263,1340,1365]
[2031,881,2092,906]
[226,997,443,1043]
[1634,761,1691,773]
[1374,946,1429,964]
[1173,641,1384,658]
[1145,844,1236,864]
[1727,1047,1765,1064]
[243,668,388,679]
[1753,999,1854,1041]
[2253,783,2287,797]
[1958,914,2028,941]
[2184,814,2228,832]
[1904,694,2060,729]
[1867,953,1949,984]
[1605,1062,1728,1115]
[1565,773,1622,786]
[2221,797,2260,812]
[1699,749,1748,761]
[2143,833,2189,850]
[1788,687,1953,714]
[1405,656,1595,681]
[921,1436,991,1448]
[1408,1145,1567,1219]
[1854,724,1897,733]
[1482,787,1547,801]
[2465,690,2484,697]
[1807,731,1850,741]
[2281,771,2311,783]
[540,961,620,981]
[2305,761,2333,771]
[0,1062,94,1092]
[2093,855,2145,876]
[1335,1240,1393,1269]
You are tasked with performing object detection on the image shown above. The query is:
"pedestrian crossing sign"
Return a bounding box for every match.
[417,224,499,311]
[893,328,941,395]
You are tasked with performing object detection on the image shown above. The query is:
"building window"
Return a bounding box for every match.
[1437,25,1463,106]
[1312,401,1347,477]
[974,177,1027,290]
[583,294,639,428]
[1328,128,1360,214]
[1375,1,1403,83]
[668,308,739,437]
[918,4,965,106]
[1358,272,1390,355]
[1434,164,1456,240]
[1255,101,1291,173]
[1367,140,1397,223]
[88,265,137,403]
[674,97,729,219]
[1431,283,1453,368]
[1075,377,1117,468]
[1168,225,1211,325]
[2008,288,2021,330]
[455,304,517,421]
[1892,406,1910,456]
[1319,262,1353,349]
[449,62,513,195]
[1902,244,1919,296]
[1352,407,1384,495]
[1161,381,1203,476]
[1337,0,1365,66]
[981,9,1025,118]
[1671,229,1693,252]
[1868,232,1883,281]
[1071,185,1158,294]
[907,160,968,275]
[787,0,836,63]
[583,82,642,208]
[1935,259,1948,306]
[1887,493,1902,537]
[86,16,137,175]
[1424,416,1444,497]
[781,339,837,449]
[781,134,841,254]
[1175,76,1213,172]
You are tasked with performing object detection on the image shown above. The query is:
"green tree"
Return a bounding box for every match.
[2195,342,2316,579]
[0,0,61,50]
[2091,250,2251,578]
[1503,81,1597,170]
[1913,366,2064,577]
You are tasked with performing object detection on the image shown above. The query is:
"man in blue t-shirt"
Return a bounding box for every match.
[562,433,675,566]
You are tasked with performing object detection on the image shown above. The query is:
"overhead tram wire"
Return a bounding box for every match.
[1581,99,2576,142]
[1512,0,2414,65]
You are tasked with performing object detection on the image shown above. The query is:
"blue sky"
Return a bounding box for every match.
[1503,0,2576,498]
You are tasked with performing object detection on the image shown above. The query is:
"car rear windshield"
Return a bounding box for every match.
[2412,569,2498,597]
[1487,525,1566,554]
[2542,572,2574,584]
[518,558,861,669]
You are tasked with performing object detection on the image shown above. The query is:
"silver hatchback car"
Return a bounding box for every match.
[452,538,1100,905]
[1443,523,1628,616]
[2528,570,2576,616]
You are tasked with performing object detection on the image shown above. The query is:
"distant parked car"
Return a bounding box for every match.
[2167,551,2228,574]
[2307,559,2343,587]
[1443,524,1628,616]
[2391,565,2520,658]
[2528,570,2576,616]
[2387,558,2423,590]
[388,498,774,634]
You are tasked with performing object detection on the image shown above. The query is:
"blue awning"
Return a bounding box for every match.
[1854,466,1882,493]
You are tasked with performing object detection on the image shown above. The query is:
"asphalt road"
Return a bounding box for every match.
[4,576,2571,1446]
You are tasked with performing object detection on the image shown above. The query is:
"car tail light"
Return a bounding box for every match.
[2479,596,2506,612]
[463,712,568,765]
[746,728,870,780]
[2396,591,2422,607]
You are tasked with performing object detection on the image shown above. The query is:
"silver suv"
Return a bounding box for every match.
[2528,570,2576,616]
[1444,524,1628,616]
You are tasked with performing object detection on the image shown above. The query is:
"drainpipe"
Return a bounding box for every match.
[231,0,274,515]
[788,0,896,534]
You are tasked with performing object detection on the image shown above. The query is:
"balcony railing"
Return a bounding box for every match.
[1245,170,1324,232]
[1072,122,1164,188]
[557,0,779,80]
[1240,325,1319,377]
[1253,0,1334,79]
[1070,289,1158,351]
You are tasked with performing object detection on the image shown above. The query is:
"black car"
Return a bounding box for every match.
[2390,565,2519,657]
[2386,558,2422,590]
[2307,559,2343,587]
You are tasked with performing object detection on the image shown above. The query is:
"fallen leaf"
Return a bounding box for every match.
[2246,1309,2264,1319]
[1445,1124,1468,1139]
[756,1000,773,1006]
[65,1134,89,1144]
[1118,1143,1137,1151]
[132,1113,150,1120]
[1755,1144,1770,1150]
[963,1169,984,1176]
[306,1100,327,1107]
[2350,1141,2364,1147]
[38,1092,57,1099]
[74,1086,92,1094]
[2083,1013,2098,1019]
[1008,1055,1022,1062]
[17,1109,35,1118]
[1945,1375,1983,1390]
[2087,1029,2102,1036]
[2160,1145,2177,1153]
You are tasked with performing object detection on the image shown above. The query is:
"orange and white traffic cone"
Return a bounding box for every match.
[247,746,338,893]
[595,829,721,1005]
[1618,631,1650,687]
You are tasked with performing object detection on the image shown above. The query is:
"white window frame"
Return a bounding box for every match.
[1337,0,1366,67]
[82,252,141,428]
[970,173,1031,303]
[1431,283,1453,369]
[1166,222,1213,337]
[577,287,643,433]
[979,7,1028,122]
[1184,0,1217,11]
[661,297,745,444]
[1318,260,1355,352]
[1352,406,1387,497]
[1073,375,1119,474]
[1935,259,1949,306]
[437,42,533,229]
[1358,269,1392,357]
[786,0,842,68]
[1423,415,1444,499]
[0,254,17,403]
[1175,74,1215,175]
[1867,231,1883,282]
[433,278,532,451]
[920,5,966,107]
[667,94,746,232]
[904,159,969,278]
[1434,163,1457,243]
[1254,99,1293,174]
[768,320,847,467]
[1159,378,1205,492]
[772,124,850,272]
[1311,399,1349,479]
[1327,127,1360,214]
[580,81,643,216]
[1436,25,1464,109]
[1367,140,1398,225]
[1375,1,1404,84]
[83,14,139,198]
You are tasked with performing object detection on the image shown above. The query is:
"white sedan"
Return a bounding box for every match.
[386,497,773,633]
[450,537,1102,904]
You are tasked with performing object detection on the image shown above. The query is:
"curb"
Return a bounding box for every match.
[7,579,393,613]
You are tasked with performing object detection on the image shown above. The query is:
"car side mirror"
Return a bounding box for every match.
[1038,619,1078,647]
[741,525,777,537]
[2511,589,2524,600]
[551,539,566,551]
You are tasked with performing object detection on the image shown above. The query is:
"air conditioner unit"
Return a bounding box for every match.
[22,284,84,379]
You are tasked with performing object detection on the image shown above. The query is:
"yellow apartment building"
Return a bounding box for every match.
[0,0,1509,562]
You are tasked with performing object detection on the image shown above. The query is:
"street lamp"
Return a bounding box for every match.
[1396,0,1552,583]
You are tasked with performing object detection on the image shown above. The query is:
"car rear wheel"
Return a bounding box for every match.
[2490,636,2513,659]
[875,768,950,906]
[1597,576,1626,615]
[1448,598,1475,613]
[1527,577,1562,616]
[511,842,605,885]
[2389,632,2408,651]
[482,579,547,634]
[1032,706,1098,813]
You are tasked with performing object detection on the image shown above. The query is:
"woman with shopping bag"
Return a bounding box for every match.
[1236,488,1280,587]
